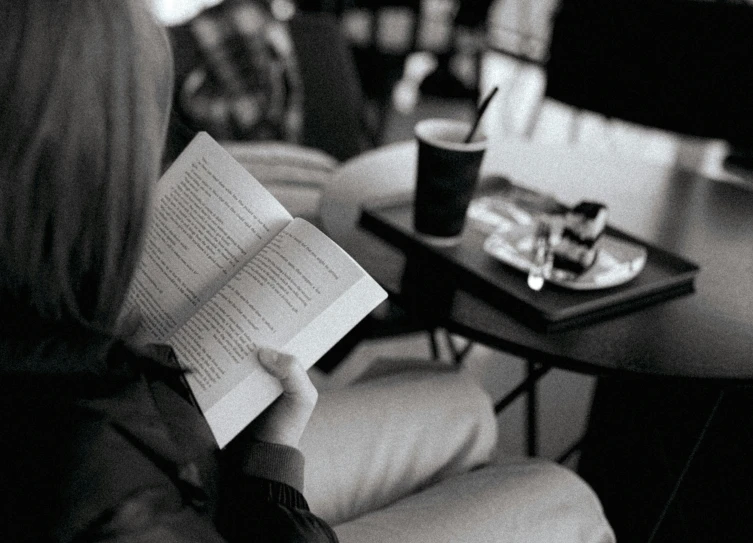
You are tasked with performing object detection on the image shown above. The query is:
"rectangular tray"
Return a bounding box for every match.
[359,195,700,332]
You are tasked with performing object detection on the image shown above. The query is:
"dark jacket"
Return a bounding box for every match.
[0,331,336,542]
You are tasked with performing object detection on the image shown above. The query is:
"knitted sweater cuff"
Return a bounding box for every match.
[240,441,305,493]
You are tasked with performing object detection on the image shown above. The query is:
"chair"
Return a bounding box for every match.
[287,11,378,161]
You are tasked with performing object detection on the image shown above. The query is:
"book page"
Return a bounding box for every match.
[121,133,293,343]
[170,218,387,447]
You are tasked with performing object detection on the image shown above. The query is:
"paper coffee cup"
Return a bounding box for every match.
[413,118,487,241]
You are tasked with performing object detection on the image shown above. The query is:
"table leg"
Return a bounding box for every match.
[441,329,475,365]
[526,359,540,457]
[428,328,440,360]
[556,434,586,464]
[493,360,550,457]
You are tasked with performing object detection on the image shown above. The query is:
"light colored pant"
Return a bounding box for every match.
[300,365,615,542]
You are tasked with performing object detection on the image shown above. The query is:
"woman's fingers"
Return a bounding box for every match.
[252,348,318,448]
[258,348,318,404]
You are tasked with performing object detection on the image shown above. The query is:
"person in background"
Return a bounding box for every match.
[1,1,615,541]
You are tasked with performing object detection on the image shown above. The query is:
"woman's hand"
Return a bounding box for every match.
[249,348,318,448]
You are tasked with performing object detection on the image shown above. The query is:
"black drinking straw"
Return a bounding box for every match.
[464,86,499,143]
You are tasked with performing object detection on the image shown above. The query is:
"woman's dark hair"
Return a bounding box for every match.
[0,0,173,335]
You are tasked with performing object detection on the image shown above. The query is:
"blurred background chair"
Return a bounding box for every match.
[288,10,379,160]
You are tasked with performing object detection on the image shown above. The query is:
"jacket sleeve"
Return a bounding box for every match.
[68,351,338,543]
[74,428,337,543]
[81,477,337,543]
[216,441,338,542]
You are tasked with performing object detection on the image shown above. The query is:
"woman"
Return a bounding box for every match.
[0,1,333,541]
[1,1,615,542]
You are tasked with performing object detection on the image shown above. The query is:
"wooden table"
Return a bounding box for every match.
[321,137,753,540]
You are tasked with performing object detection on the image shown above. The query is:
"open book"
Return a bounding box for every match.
[120,132,387,448]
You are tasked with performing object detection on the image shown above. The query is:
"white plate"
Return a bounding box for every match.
[483,225,648,291]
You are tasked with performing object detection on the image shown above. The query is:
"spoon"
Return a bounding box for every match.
[528,220,553,291]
